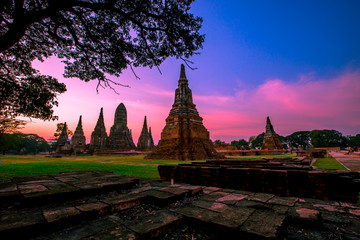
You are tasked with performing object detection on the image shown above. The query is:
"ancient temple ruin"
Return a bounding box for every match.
[55,122,71,153]
[137,116,154,151]
[261,116,283,150]
[146,64,222,160]
[107,103,136,150]
[90,108,108,149]
[71,116,86,150]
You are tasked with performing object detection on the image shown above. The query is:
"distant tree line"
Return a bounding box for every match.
[0,117,50,154]
[214,129,360,150]
[0,133,50,155]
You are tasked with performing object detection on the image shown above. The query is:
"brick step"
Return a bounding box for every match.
[35,209,183,240]
[0,171,139,207]
[0,183,203,239]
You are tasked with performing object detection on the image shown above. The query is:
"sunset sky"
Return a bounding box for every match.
[22,1,360,144]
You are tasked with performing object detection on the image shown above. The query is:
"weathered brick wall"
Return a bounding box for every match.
[158,163,360,203]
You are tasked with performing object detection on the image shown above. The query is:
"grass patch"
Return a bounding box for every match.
[313,156,347,170]
[0,153,307,180]
[0,155,205,180]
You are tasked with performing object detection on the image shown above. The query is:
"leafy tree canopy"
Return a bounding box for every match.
[0,133,22,154]
[250,132,264,149]
[0,133,50,154]
[348,134,360,148]
[0,117,27,134]
[0,0,204,120]
[285,131,311,149]
[19,133,50,153]
[231,139,249,146]
[213,139,227,145]
[310,129,347,148]
[54,122,72,139]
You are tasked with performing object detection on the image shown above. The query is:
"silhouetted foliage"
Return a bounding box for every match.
[0,133,49,154]
[348,134,360,149]
[231,139,249,147]
[0,117,27,154]
[0,133,22,154]
[54,123,73,139]
[18,133,50,153]
[250,132,264,149]
[310,129,347,148]
[213,139,227,145]
[285,131,311,149]
[0,117,27,134]
[0,0,204,120]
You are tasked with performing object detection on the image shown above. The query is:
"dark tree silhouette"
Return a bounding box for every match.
[250,132,264,149]
[0,0,204,120]
[310,129,347,148]
[285,131,311,149]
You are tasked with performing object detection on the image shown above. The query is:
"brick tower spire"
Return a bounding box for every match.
[262,116,283,150]
[146,65,222,160]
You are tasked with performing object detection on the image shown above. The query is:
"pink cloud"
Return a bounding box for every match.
[21,57,360,144]
[198,70,360,141]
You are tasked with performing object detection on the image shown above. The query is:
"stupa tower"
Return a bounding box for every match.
[57,122,69,146]
[261,116,283,150]
[71,115,86,147]
[148,127,154,148]
[146,64,222,160]
[108,103,135,150]
[90,108,108,149]
[137,116,155,150]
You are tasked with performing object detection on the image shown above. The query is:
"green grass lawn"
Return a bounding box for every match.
[313,156,347,170]
[0,155,205,179]
[0,153,313,180]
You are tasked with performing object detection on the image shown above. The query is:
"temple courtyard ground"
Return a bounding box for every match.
[330,151,360,171]
[0,171,359,239]
[0,153,359,239]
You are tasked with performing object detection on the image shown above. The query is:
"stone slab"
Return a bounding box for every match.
[38,216,121,239]
[247,192,274,203]
[178,185,203,196]
[0,208,44,238]
[43,206,81,223]
[18,184,48,195]
[0,183,17,193]
[143,190,177,205]
[200,191,229,202]
[125,210,182,239]
[101,193,143,212]
[43,182,79,192]
[215,193,248,205]
[268,196,298,206]
[76,202,109,217]
[192,200,229,213]
[349,209,360,216]
[12,175,54,184]
[158,187,189,196]
[202,187,222,194]
[86,222,138,240]
[241,210,286,239]
[288,207,320,225]
[176,204,253,231]
[174,206,219,223]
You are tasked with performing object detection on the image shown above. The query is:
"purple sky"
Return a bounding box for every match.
[22,1,360,144]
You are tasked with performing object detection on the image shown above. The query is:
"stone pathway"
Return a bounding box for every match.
[330,151,360,171]
[0,171,359,239]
